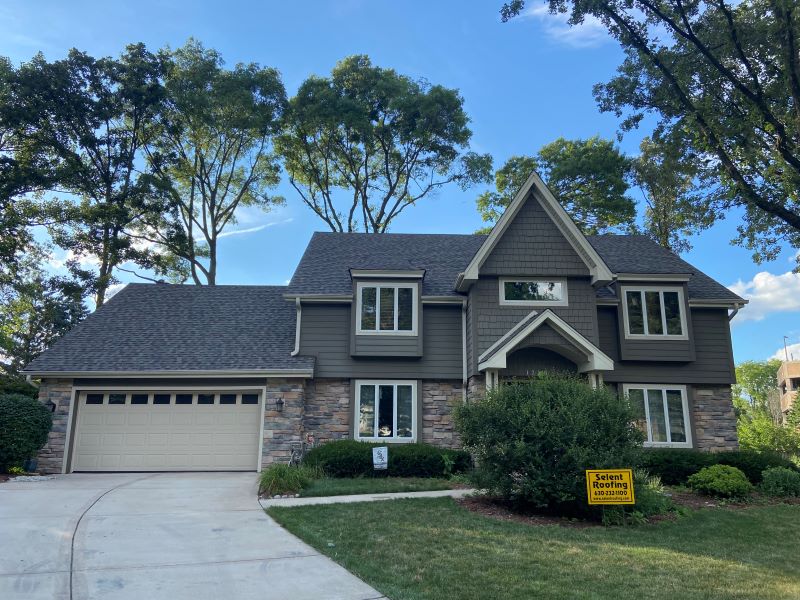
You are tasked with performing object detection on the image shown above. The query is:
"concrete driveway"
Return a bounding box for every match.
[0,472,384,600]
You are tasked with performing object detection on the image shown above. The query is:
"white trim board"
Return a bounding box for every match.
[458,171,614,288]
[477,309,614,374]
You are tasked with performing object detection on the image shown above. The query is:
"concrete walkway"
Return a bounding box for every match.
[261,487,475,508]
[0,473,384,600]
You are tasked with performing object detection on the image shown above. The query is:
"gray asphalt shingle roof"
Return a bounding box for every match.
[287,232,487,297]
[587,235,744,302]
[23,284,313,374]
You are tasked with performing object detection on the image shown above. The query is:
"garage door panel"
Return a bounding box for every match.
[72,391,261,472]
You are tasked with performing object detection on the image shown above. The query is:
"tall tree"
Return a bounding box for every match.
[476,137,635,234]
[501,0,800,267]
[733,359,782,416]
[277,55,492,233]
[138,40,286,285]
[13,44,168,306]
[632,135,714,253]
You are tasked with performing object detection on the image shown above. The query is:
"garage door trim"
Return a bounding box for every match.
[65,384,267,474]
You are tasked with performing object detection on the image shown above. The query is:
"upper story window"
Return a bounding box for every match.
[621,286,687,339]
[499,278,568,307]
[356,282,418,335]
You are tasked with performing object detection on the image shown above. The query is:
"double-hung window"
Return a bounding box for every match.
[357,282,417,334]
[622,286,687,339]
[355,380,416,441]
[624,384,692,448]
[499,278,567,306]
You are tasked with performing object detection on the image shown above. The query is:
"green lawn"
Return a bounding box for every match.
[268,497,800,600]
[299,477,459,497]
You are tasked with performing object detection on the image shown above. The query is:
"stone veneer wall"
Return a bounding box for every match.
[261,378,305,466]
[36,378,73,474]
[692,385,738,451]
[421,380,463,448]
[303,378,352,443]
[466,375,486,402]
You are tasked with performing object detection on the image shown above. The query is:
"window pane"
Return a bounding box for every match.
[645,291,664,335]
[361,287,376,330]
[666,390,687,443]
[378,385,395,437]
[626,291,644,335]
[663,292,683,335]
[241,394,259,405]
[131,394,148,405]
[153,394,171,405]
[219,394,236,405]
[647,389,667,442]
[197,394,214,405]
[359,386,375,437]
[397,386,414,438]
[627,388,647,438]
[86,393,104,405]
[108,393,126,405]
[397,288,413,331]
[175,394,193,405]
[504,280,563,302]
[379,288,395,331]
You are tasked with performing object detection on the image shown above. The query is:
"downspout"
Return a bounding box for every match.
[461,299,468,402]
[291,298,302,356]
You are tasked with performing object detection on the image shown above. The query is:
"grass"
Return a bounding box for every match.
[268,498,800,600]
[299,477,459,497]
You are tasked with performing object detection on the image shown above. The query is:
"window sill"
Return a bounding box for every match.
[356,330,418,337]
[624,334,689,341]
[643,442,693,449]
[355,437,417,444]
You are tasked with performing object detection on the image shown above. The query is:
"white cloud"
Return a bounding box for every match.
[771,342,800,362]
[217,218,293,238]
[515,3,610,49]
[728,270,800,322]
[47,249,101,271]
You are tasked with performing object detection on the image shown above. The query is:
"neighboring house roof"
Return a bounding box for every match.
[587,235,745,303]
[22,284,314,376]
[287,232,487,297]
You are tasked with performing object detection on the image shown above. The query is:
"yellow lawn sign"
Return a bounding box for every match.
[585,469,635,505]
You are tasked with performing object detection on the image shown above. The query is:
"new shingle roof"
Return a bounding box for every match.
[587,235,744,302]
[287,232,487,297]
[23,284,313,374]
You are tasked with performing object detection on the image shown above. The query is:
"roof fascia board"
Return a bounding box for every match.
[461,172,614,287]
[689,299,749,307]
[22,369,315,379]
[477,309,614,373]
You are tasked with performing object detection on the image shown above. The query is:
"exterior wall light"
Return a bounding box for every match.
[45,400,57,413]
[275,397,285,411]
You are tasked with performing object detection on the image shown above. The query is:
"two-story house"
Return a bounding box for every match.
[24,172,746,474]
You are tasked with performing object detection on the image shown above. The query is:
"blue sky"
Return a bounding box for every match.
[2,0,799,363]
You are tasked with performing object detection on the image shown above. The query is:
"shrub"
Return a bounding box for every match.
[687,465,753,498]
[602,469,675,525]
[303,439,471,478]
[715,450,797,484]
[455,375,643,513]
[259,463,321,496]
[0,393,52,472]
[760,467,800,497]
[0,376,38,399]
[638,449,716,485]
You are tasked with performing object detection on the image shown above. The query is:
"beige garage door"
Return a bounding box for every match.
[72,390,261,472]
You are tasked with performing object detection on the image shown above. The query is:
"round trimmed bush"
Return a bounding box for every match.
[760,467,800,497]
[0,393,52,472]
[687,465,753,498]
[715,450,796,484]
[455,375,643,511]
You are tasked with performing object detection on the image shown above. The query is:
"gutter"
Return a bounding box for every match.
[20,368,315,379]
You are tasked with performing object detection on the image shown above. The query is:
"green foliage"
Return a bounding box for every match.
[0,375,37,399]
[455,375,643,512]
[717,451,798,485]
[602,469,675,526]
[475,137,635,235]
[258,463,322,496]
[687,465,753,498]
[760,467,800,498]
[278,54,491,233]
[0,393,52,472]
[7,465,25,475]
[737,411,800,457]
[733,359,782,415]
[638,449,716,485]
[303,439,472,479]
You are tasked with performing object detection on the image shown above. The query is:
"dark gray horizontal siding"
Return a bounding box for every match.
[300,304,462,379]
[598,307,735,385]
[352,335,421,357]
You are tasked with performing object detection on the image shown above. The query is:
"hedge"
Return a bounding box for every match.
[303,439,472,478]
[0,393,52,472]
[640,448,797,485]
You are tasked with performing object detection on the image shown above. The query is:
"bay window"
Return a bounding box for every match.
[357,282,417,334]
[622,286,687,339]
[356,380,416,441]
[624,384,692,448]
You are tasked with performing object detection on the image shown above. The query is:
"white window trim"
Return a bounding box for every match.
[620,285,688,340]
[622,384,693,449]
[356,282,418,336]
[354,379,417,442]
[498,277,568,307]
